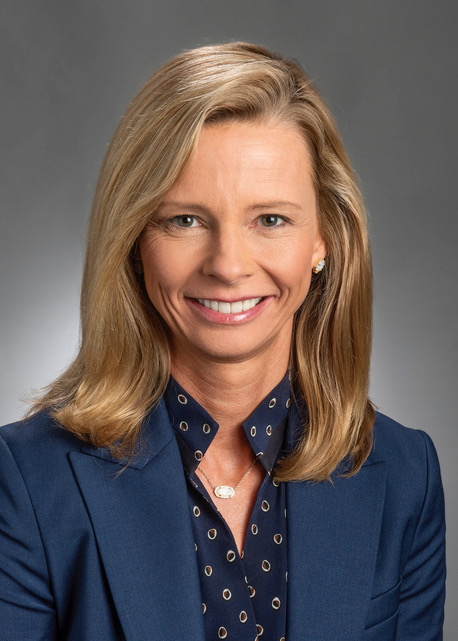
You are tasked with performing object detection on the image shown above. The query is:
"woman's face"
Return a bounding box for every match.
[140,121,326,368]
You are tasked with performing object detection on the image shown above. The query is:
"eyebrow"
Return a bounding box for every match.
[158,200,304,213]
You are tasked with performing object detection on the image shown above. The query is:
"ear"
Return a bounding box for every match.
[311,235,327,269]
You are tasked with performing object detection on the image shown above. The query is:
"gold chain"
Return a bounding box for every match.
[198,456,259,498]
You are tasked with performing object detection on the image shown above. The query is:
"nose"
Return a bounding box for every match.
[202,224,255,284]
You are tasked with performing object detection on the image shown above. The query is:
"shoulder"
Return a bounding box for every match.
[0,401,174,474]
[1,411,82,458]
[370,410,440,469]
[367,411,443,517]
[0,412,86,489]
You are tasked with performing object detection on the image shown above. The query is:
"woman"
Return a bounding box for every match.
[0,43,445,640]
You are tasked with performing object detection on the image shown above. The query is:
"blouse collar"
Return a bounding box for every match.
[164,372,292,474]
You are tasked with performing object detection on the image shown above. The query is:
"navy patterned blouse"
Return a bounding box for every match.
[165,374,292,641]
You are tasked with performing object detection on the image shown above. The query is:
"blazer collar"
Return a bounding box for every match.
[79,399,174,470]
[286,399,385,469]
[71,401,206,641]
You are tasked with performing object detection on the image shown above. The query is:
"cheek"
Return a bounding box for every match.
[140,238,169,302]
[140,237,193,303]
[273,244,314,292]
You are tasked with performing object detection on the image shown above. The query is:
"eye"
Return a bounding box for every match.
[259,214,284,227]
[172,215,198,228]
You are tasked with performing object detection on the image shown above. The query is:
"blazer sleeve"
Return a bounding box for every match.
[396,430,446,640]
[0,433,57,640]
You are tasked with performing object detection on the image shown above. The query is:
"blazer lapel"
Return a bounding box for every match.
[69,402,205,641]
[286,452,387,641]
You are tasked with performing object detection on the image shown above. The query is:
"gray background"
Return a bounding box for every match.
[1,0,456,636]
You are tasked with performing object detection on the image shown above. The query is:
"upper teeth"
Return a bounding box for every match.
[197,298,262,314]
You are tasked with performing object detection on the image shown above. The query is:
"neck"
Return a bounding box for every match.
[170,350,289,434]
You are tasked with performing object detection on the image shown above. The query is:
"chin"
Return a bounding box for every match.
[181,332,287,366]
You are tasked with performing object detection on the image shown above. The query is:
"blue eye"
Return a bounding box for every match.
[260,215,283,227]
[173,215,197,228]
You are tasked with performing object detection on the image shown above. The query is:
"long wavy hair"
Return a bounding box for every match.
[28,42,375,482]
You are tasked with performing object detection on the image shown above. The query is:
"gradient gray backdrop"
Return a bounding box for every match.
[1,0,457,636]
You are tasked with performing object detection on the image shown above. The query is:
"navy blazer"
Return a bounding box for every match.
[0,404,445,640]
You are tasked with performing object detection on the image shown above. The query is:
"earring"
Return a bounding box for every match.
[312,258,325,274]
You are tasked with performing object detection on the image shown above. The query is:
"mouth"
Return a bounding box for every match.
[196,297,263,314]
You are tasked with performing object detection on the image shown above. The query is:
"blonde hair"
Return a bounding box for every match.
[29,42,375,481]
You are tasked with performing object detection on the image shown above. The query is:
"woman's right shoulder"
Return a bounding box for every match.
[0,411,82,465]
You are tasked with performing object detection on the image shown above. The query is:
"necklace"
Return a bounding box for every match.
[198,456,259,499]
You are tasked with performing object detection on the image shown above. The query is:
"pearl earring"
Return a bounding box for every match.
[312,258,325,274]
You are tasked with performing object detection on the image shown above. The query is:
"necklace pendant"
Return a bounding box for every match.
[214,485,235,499]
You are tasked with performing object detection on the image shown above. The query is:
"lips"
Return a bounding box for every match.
[196,297,262,314]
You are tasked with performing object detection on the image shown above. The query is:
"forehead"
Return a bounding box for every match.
[162,120,315,208]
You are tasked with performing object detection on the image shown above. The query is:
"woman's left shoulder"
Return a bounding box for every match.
[369,411,442,491]
[372,411,439,461]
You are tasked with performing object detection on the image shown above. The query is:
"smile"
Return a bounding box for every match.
[197,298,262,314]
